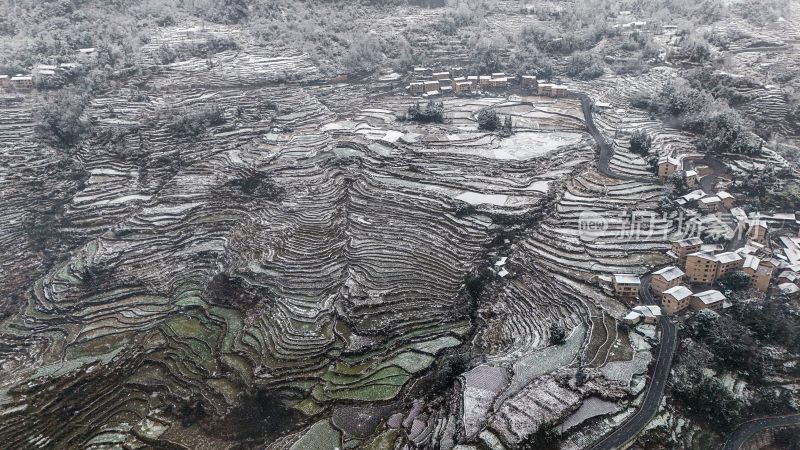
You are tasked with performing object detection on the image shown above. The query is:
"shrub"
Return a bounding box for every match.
[549,323,566,345]
[629,129,653,155]
[566,52,604,80]
[33,88,89,148]
[518,422,560,450]
[167,105,226,136]
[408,100,444,123]
[477,109,500,131]
[342,33,384,73]
[676,35,711,62]
[718,271,751,291]
[686,309,720,339]
[672,372,744,432]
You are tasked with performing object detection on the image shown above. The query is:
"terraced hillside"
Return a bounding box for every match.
[0,39,666,447]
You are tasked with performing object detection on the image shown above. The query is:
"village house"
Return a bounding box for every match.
[467,75,478,87]
[650,266,685,294]
[479,75,492,87]
[758,212,797,229]
[662,24,679,34]
[670,237,703,266]
[450,67,464,77]
[440,85,453,95]
[657,155,681,180]
[0,75,8,87]
[408,82,424,95]
[685,251,718,284]
[538,83,554,96]
[433,71,451,81]
[613,274,641,301]
[760,257,782,271]
[423,80,440,93]
[10,75,33,89]
[594,101,612,111]
[714,251,745,279]
[34,69,56,82]
[677,189,706,206]
[454,80,472,94]
[662,285,692,315]
[684,169,698,187]
[691,290,726,311]
[553,85,568,97]
[748,219,768,243]
[717,191,734,209]
[413,67,432,78]
[743,255,772,292]
[698,195,721,212]
[730,207,748,225]
[624,305,662,325]
[490,77,508,88]
[778,270,798,284]
[491,72,506,78]
[778,282,800,297]
[521,75,538,89]
[780,237,800,265]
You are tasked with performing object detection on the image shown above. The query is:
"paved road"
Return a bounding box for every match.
[576,94,656,184]
[574,94,681,449]
[588,277,678,450]
[721,414,800,450]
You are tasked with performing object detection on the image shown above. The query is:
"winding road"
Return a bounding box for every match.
[587,277,678,450]
[721,414,800,450]
[578,92,790,450]
[576,94,681,449]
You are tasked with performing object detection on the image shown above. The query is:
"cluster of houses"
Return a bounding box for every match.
[617,152,800,325]
[405,67,568,98]
[0,48,93,91]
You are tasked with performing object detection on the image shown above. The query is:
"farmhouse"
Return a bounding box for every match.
[714,251,745,279]
[743,256,772,291]
[716,191,734,209]
[623,305,662,325]
[553,85,568,97]
[778,271,798,284]
[454,81,472,94]
[690,290,726,311]
[698,195,721,212]
[670,237,703,265]
[662,285,692,315]
[651,266,684,294]
[433,71,451,81]
[10,75,33,89]
[490,77,508,88]
[684,170,698,187]
[613,274,642,300]
[657,156,681,179]
[538,83,554,96]
[423,80,440,93]
[685,251,718,284]
[748,219,768,243]
[613,274,641,301]
[521,75,538,88]
[778,282,799,297]
[413,67,432,78]
[479,75,492,87]
[78,47,96,57]
[408,82,424,95]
